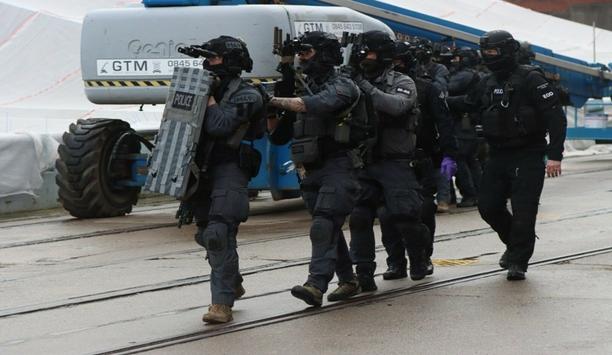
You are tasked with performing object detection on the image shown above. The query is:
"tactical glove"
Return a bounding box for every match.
[440,156,457,180]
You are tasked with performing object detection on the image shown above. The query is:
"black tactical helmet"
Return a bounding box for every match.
[517,41,536,65]
[433,43,454,67]
[479,30,519,73]
[454,46,480,68]
[393,41,418,71]
[357,30,395,66]
[201,35,253,74]
[299,31,343,66]
[411,37,434,64]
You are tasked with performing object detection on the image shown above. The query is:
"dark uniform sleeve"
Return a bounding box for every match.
[300,75,359,115]
[430,63,450,93]
[428,84,458,157]
[358,73,417,117]
[204,85,263,137]
[525,71,567,161]
[448,70,478,96]
[447,77,487,113]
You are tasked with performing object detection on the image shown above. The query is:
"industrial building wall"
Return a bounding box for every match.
[506,0,612,31]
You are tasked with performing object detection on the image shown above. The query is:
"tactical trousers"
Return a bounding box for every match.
[301,155,359,293]
[435,168,451,204]
[381,158,437,268]
[350,159,430,275]
[455,138,482,200]
[192,162,249,306]
[478,149,545,270]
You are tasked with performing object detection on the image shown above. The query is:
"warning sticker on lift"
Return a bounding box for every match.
[293,21,363,39]
[96,58,204,76]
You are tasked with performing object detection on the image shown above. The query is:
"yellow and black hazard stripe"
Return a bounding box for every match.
[85,80,171,87]
[84,77,279,88]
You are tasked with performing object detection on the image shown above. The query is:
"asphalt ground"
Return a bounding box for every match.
[0,154,611,354]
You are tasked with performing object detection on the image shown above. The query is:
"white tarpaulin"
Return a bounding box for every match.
[0,0,161,197]
[0,133,58,197]
[0,0,163,135]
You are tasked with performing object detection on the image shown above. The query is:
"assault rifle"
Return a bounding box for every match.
[177,44,215,59]
[340,31,364,69]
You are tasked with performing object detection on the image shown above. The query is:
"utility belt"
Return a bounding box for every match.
[373,152,415,161]
[290,136,361,169]
[208,142,261,179]
[458,113,476,131]
[485,133,543,150]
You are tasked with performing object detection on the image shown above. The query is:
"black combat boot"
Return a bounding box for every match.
[357,273,378,292]
[425,257,434,275]
[408,250,428,281]
[506,264,526,281]
[499,250,508,269]
[234,283,245,300]
[382,264,408,280]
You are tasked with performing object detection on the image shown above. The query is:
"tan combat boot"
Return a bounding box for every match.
[290,283,323,307]
[202,304,233,324]
[436,201,450,213]
[327,280,361,302]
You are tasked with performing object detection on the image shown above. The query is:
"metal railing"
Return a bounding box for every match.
[566,99,612,140]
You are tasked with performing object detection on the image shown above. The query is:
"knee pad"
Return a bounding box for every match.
[201,222,229,252]
[310,217,334,243]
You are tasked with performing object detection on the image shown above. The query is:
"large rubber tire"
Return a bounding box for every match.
[55,118,141,218]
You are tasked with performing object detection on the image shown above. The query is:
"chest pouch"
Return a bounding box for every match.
[482,82,523,139]
[290,136,320,164]
[333,90,375,145]
[238,143,262,178]
[293,116,332,139]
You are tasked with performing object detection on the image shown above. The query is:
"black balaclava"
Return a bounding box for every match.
[298,31,341,83]
[480,30,519,77]
[357,30,395,80]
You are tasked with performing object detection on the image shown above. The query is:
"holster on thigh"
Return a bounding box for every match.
[385,189,423,220]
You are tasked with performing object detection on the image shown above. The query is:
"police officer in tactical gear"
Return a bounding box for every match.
[517,41,536,65]
[448,47,483,208]
[411,37,455,211]
[189,35,265,323]
[267,31,361,306]
[413,37,450,93]
[379,40,458,280]
[346,31,430,288]
[433,42,455,70]
[448,30,566,281]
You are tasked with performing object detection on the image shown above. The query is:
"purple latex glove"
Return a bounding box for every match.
[440,156,457,180]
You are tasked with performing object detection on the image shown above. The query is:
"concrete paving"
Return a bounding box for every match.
[0,154,611,354]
